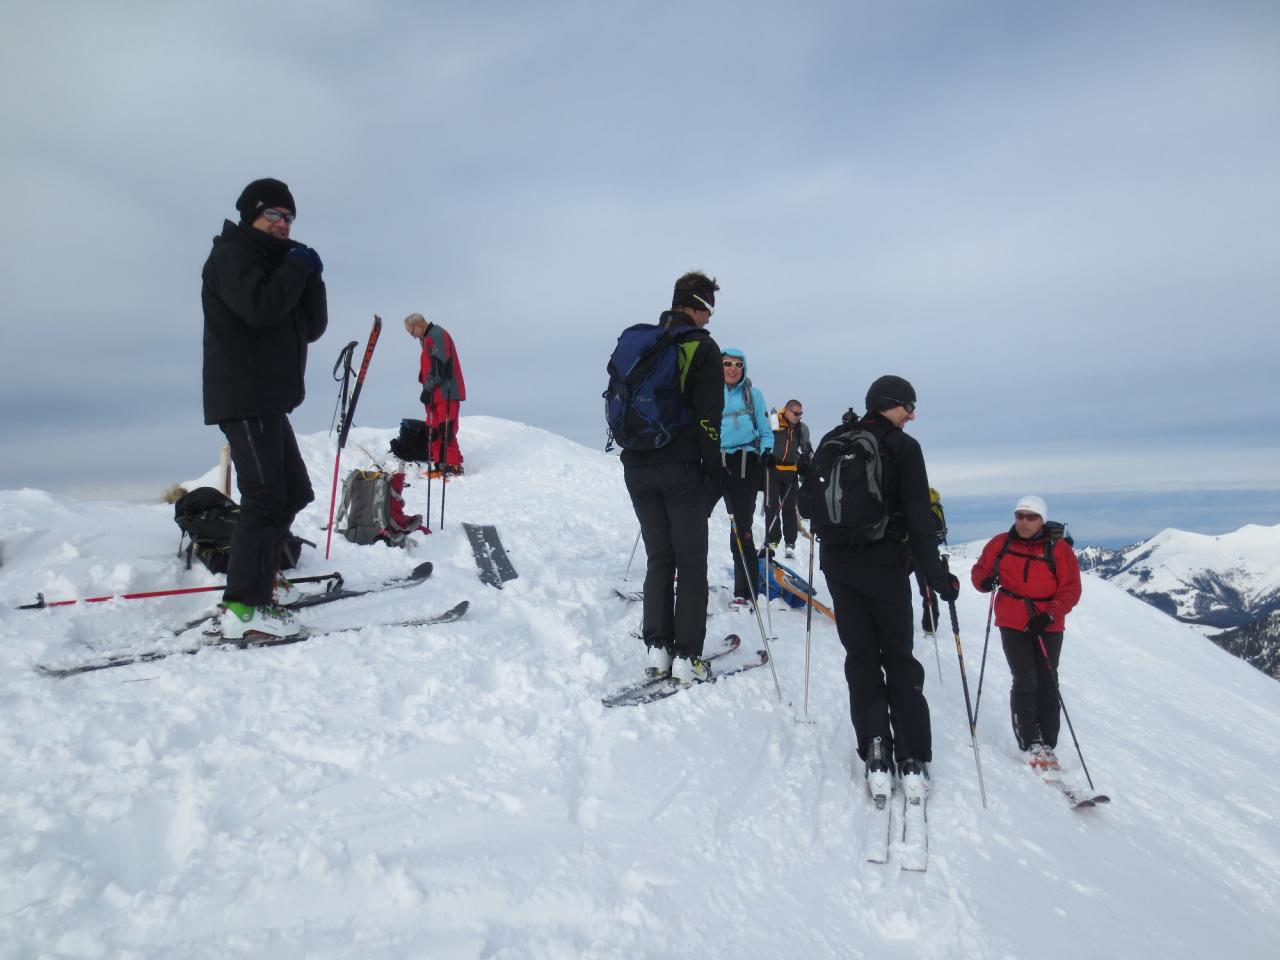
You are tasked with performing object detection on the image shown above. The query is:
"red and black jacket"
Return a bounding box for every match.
[970,528,1082,631]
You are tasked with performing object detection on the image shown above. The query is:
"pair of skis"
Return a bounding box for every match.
[324,316,382,559]
[35,563,461,678]
[862,786,929,872]
[601,635,770,707]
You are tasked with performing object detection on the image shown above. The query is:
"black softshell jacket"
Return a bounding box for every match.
[201,220,328,424]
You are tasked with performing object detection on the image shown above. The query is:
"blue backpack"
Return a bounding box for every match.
[604,322,694,451]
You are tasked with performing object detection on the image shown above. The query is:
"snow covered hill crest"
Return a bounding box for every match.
[1,416,1279,959]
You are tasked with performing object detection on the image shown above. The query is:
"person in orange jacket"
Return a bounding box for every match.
[971,495,1082,765]
[404,313,466,475]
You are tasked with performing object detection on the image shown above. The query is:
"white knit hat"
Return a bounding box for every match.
[1014,494,1047,519]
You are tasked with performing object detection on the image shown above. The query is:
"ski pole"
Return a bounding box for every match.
[325,318,382,559]
[20,572,344,610]
[802,527,817,720]
[973,588,997,725]
[948,599,989,809]
[622,528,642,581]
[1036,632,1097,791]
[923,585,944,685]
[728,501,784,703]
[439,417,452,529]
[762,463,773,638]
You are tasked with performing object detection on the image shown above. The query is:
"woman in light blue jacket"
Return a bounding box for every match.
[719,347,774,606]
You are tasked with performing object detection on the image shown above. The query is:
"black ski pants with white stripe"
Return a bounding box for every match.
[220,414,314,606]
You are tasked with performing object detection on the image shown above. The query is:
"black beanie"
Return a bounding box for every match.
[672,277,716,312]
[236,178,296,222]
[865,375,916,413]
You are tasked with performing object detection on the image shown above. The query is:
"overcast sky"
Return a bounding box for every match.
[2,1,1277,540]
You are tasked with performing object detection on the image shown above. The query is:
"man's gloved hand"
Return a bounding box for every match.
[1026,612,1054,636]
[978,576,997,592]
[934,573,961,603]
[761,450,777,469]
[796,454,811,472]
[289,244,324,276]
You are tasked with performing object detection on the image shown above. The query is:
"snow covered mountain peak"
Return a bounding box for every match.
[1,416,1277,958]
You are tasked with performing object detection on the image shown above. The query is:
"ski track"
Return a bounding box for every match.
[1,417,1279,958]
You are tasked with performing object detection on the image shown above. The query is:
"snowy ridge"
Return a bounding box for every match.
[1102,523,1280,626]
[1,416,1278,958]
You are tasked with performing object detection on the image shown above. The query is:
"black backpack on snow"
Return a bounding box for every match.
[173,487,311,574]
[797,423,890,546]
[389,418,431,463]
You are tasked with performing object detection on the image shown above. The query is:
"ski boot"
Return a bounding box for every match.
[220,602,302,641]
[645,645,673,679]
[1029,742,1061,772]
[864,737,893,809]
[898,759,930,807]
[671,655,711,685]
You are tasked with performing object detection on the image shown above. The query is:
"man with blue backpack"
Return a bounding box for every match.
[606,271,725,684]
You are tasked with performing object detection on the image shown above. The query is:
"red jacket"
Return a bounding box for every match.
[418,322,466,405]
[970,529,1081,631]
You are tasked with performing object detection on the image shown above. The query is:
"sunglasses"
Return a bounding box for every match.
[260,208,296,224]
[722,359,744,369]
[692,294,714,317]
[877,396,916,413]
[1014,512,1042,522]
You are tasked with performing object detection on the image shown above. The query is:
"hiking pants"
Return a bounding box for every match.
[624,461,710,659]
[824,562,932,764]
[764,467,800,548]
[1000,628,1064,749]
[220,414,313,606]
[720,451,762,600]
[426,398,462,468]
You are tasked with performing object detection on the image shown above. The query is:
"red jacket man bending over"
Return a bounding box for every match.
[404,313,466,474]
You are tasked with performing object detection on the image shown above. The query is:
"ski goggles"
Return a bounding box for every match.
[260,208,296,224]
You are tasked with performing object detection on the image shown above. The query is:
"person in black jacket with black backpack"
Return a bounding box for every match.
[807,375,959,808]
[202,177,327,640]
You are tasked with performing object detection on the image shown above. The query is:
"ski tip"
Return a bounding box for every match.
[409,561,434,579]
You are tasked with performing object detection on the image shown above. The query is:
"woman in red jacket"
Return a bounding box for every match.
[970,495,1081,766]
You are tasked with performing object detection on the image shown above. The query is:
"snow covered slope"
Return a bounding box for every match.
[1,416,1278,959]
[1101,523,1280,627]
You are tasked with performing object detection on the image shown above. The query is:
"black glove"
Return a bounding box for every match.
[934,574,960,603]
[1026,612,1054,636]
[796,455,811,473]
[288,244,324,276]
[761,450,777,469]
[978,576,996,592]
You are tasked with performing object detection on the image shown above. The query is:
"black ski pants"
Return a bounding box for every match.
[824,562,932,764]
[1000,627,1064,749]
[764,467,801,548]
[220,414,313,606]
[624,461,710,659]
[720,452,762,600]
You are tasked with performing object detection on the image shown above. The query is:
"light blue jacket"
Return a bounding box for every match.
[720,347,773,455]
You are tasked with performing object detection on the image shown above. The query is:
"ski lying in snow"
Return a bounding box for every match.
[462,523,518,589]
[861,793,893,865]
[1031,758,1111,809]
[771,566,836,622]
[613,587,644,602]
[899,788,929,872]
[35,600,469,678]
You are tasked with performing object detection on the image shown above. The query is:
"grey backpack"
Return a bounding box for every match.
[335,470,422,547]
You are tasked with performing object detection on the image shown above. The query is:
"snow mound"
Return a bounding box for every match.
[1,416,1278,958]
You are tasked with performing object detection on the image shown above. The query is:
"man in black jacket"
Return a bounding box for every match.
[622,271,725,684]
[817,375,959,806]
[202,177,327,639]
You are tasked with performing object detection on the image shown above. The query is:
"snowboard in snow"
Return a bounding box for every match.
[463,523,518,589]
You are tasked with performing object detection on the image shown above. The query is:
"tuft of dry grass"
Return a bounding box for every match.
[161,483,188,504]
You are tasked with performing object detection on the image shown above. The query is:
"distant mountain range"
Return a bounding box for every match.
[1077,523,1280,679]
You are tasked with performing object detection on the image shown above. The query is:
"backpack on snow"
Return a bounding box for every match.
[603,322,695,451]
[334,469,423,547]
[797,423,890,546]
[389,418,431,463]
[173,486,311,574]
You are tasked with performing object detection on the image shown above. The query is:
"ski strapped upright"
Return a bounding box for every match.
[325,315,383,559]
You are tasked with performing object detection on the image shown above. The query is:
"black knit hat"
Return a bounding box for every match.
[236,178,296,222]
[865,375,916,413]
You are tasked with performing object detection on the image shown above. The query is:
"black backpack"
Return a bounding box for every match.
[797,424,890,545]
[389,418,431,462]
[173,487,311,574]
